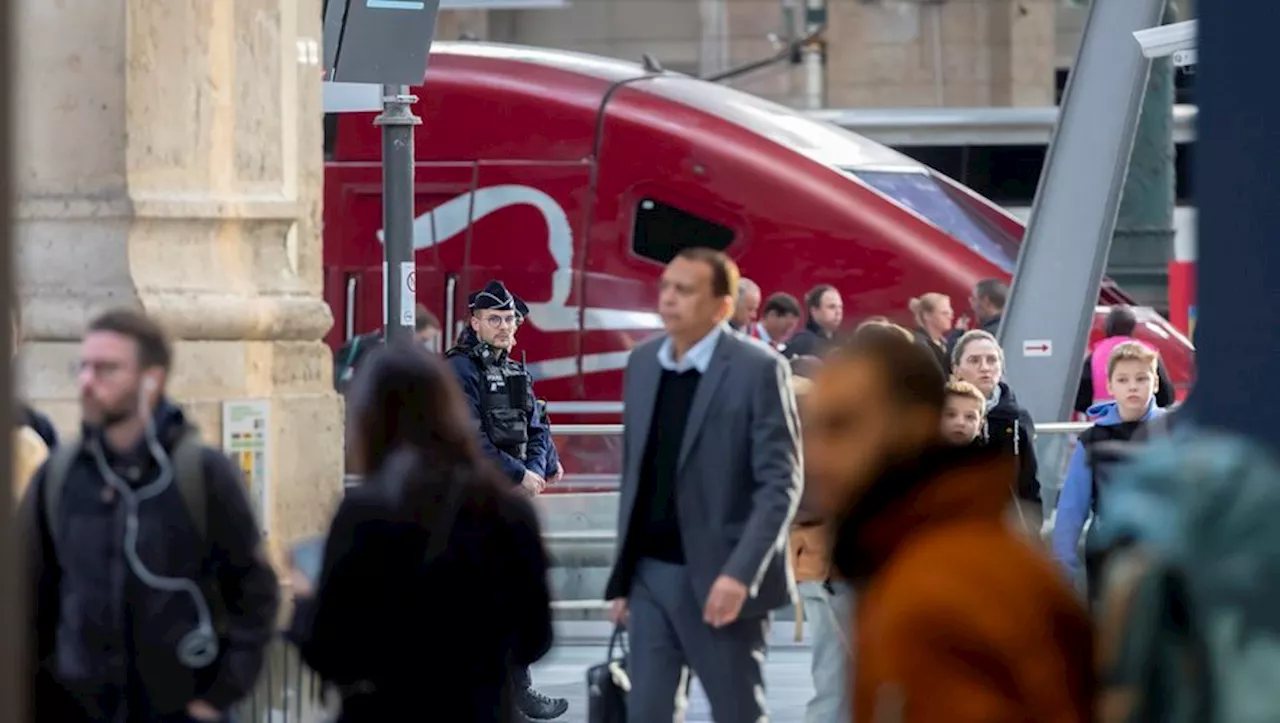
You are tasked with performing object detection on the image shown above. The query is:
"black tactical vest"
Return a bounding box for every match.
[450,342,534,458]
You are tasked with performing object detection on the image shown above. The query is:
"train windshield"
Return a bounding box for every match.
[847,169,1021,273]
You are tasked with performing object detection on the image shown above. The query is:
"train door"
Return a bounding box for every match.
[331,163,478,345]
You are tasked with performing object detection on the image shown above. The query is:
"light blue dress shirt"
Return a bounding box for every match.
[657,324,726,374]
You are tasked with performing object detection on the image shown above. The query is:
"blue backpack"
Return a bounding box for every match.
[1091,426,1280,723]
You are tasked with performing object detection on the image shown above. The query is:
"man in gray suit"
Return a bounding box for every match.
[604,248,803,722]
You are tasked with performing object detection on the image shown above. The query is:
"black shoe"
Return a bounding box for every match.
[517,686,569,720]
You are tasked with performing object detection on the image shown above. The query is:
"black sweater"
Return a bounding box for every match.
[631,368,702,564]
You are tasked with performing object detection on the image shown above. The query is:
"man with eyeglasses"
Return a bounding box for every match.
[444,280,567,721]
[21,308,279,722]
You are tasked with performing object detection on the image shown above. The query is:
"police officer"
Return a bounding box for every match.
[446,281,553,493]
[445,280,568,720]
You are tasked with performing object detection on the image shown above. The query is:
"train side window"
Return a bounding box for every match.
[324,113,339,161]
[632,198,734,264]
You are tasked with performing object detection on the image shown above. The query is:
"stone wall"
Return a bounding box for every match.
[826,0,1055,108]
[13,0,345,554]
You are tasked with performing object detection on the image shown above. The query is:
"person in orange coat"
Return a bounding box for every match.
[803,329,1094,723]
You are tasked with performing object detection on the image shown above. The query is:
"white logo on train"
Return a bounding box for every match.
[378,184,663,380]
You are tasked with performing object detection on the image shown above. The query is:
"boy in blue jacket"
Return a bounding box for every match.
[1052,341,1165,602]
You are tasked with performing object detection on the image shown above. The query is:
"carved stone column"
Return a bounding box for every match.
[13,0,344,546]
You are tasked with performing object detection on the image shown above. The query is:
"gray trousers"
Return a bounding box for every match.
[797,580,854,723]
[628,558,769,723]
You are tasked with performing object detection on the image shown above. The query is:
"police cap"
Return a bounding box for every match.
[469,280,530,317]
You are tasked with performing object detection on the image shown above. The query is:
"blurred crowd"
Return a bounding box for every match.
[9,254,1197,723]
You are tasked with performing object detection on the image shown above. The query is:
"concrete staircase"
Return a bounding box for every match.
[536,492,800,625]
[538,492,617,622]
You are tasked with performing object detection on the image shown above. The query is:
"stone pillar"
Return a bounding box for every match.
[13,0,344,549]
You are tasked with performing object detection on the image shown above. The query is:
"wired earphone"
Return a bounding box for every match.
[86,374,220,669]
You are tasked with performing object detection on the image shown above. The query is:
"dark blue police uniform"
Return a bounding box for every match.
[444,281,551,485]
[444,281,569,720]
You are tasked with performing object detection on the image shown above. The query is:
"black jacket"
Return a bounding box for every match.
[981,382,1041,505]
[288,454,554,722]
[913,328,951,378]
[783,319,836,360]
[944,314,1002,358]
[22,402,279,721]
[979,314,1001,337]
[19,404,59,449]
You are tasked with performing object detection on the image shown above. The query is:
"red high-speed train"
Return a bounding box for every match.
[322,42,1195,475]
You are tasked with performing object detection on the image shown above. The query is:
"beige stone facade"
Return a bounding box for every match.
[13,0,344,552]
[826,0,1055,108]
[461,0,1059,108]
[6,0,1062,553]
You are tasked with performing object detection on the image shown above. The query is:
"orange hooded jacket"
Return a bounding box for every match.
[832,445,1094,723]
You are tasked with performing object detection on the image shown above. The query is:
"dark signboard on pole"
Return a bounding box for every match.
[323,0,442,85]
[323,0,439,342]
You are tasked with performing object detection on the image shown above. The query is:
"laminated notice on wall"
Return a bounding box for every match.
[222,400,271,537]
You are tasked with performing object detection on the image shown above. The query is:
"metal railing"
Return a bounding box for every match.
[233,635,324,722]
[552,421,1093,437]
[340,420,1092,490]
[546,419,1089,502]
[535,418,1092,614]
[336,418,1094,611]
[251,416,1097,715]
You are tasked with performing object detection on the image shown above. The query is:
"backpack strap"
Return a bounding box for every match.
[1078,426,1103,516]
[344,334,364,368]
[42,430,207,545]
[171,428,208,541]
[42,438,83,550]
[1101,559,1211,719]
[158,429,227,631]
[336,334,372,389]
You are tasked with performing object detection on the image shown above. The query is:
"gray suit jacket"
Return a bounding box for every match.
[604,331,803,617]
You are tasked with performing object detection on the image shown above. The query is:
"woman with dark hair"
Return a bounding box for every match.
[287,343,554,723]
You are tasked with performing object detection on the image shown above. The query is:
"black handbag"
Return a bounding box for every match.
[586,624,630,723]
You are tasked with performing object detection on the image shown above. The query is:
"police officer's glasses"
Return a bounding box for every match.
[483,314,520,329]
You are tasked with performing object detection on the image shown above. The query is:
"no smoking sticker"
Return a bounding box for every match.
[399,262,416,325]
